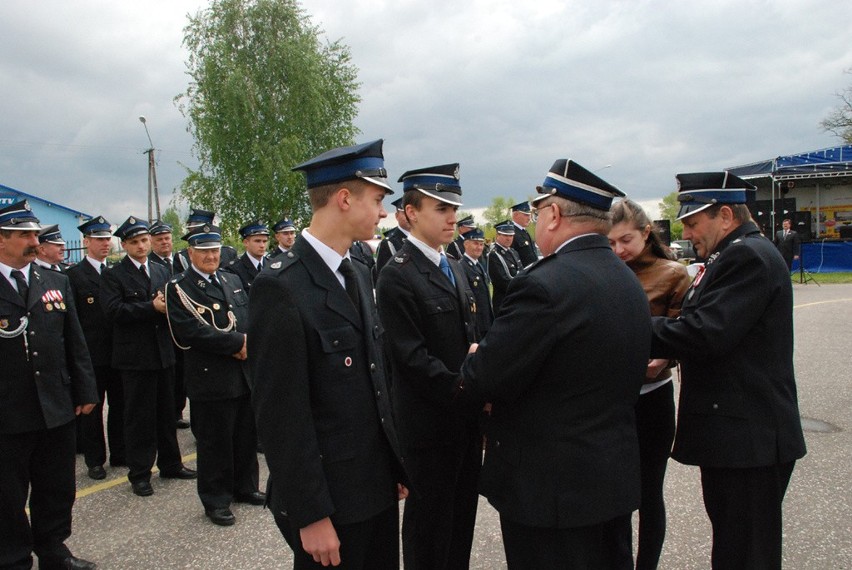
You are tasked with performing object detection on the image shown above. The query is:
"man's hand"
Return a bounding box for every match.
[153,291,166,314]
[646,358,668,379]
[233,335,247,360]
[76,403,97,416]
[300,517,341,566]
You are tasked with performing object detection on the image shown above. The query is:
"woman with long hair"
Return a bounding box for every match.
[608,199,691,569]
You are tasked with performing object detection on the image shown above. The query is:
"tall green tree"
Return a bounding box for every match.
[820,68,852,144]
[175,0,361,238]
[482,197,514,227]
[658,191,683,240]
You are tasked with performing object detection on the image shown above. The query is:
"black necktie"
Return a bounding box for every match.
[100,263,107,274]
[209,273,222,289]
[11,270,28,302]
[139,264,151,286]
[338,259,362,315]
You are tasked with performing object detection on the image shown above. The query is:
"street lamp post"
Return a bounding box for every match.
[139,116,161,223]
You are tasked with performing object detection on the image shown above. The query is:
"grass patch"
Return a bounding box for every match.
[791,272,852,284]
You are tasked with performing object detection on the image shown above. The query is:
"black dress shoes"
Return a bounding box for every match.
[87,465,107,480]
[205,507,236,526]
[41,555,97,569]
[159,466,197,479]
[131,481,154,497]
[234,491,266,505]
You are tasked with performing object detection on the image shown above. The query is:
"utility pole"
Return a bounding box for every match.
[139,116,161,222]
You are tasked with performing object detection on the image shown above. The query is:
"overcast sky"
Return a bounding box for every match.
[1,0,851,226]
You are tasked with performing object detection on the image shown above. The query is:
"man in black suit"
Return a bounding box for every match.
[458,160,650,569]
[376,163,482,570]
[446,214,475,260]
[225,221,269,292]
[488,220,521,315]
[0,200,99,570]
[458,227,493,339]
[249,139,407,569]
[67,216,126,480]
[651,173,807,569]
[166,225,263,527]
[101,217,196,498]
[773,218,801,271]
[510,201,539,266]
[374,198,409,275]
[148,220,190,430]
[268,218,297,259]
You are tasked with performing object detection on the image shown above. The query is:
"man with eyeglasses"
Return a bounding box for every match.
[487,220,521,315]
[457,160,650,569]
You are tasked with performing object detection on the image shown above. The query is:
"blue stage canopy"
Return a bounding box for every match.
[729,145,852,179]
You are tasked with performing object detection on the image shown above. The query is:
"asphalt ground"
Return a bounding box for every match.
[55,281,852,569]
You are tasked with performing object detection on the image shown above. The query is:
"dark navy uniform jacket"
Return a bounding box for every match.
[1,265,97,433]
[165,269,250,401]
[459,254,493,340]
[461,234,650,529]
[66,260,113,368]
[488,243,521,315]
[511,225,538,267]
[248,238,404,529]
[375,228,406,276]
[651,221,807,468]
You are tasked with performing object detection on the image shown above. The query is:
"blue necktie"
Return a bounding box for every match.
[439,254,456,286]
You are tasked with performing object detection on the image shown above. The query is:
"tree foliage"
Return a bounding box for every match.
[175,0,361,238]
[820,68,852,144]
[482,196,515,227]
[658,191,683,240]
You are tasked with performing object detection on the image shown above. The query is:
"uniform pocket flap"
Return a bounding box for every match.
[318,325,357,353]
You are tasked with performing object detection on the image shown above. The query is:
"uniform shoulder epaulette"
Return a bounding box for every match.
[523,254,553,274]
[267,251,299,272]
[391,251,410,265]
[170,272,187,285]
[228,258,238,267]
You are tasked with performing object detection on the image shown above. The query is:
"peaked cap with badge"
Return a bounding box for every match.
[398,163,463,206]
[456,215,475,229]
[148,220,173,236]
[78,215,112,237]
[463,227,485,241]
[532,159,624,211]
[182,225,222,249]
[511,201,532,214]
[273,218,296,233]
[38,224,65,245]
[238,221,270,239]
[494,220,515,235]
[186,208,216,229]
[674,172,756,221]
[292,139,393,192]
[113,216,149,241]
[0,200,41,230]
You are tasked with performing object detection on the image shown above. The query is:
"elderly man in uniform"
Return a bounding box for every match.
[34,225,67,272]
[101,217,196,498]
[374,198,410,275]
[165,224,263,526]
[459,227,493,339]
[67,216,126,480]
[510,201,538,267]
[268,218,297,259]
[458,160,650,569]
[249,139,408,569]
[488,220,521,314]
[0,200,99,570]
[225,221,269,292]
[651,172,807,569]
[376,163,482,570]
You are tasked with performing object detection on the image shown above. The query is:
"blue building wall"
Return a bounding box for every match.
[0,183,92,263]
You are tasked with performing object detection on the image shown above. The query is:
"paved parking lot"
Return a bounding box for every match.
[58,282,852,568]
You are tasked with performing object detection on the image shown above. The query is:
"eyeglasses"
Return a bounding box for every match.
[531,203,552,223]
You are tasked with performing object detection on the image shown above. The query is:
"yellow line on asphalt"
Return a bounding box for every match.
[794,298,852,309]
[75,452,198,499]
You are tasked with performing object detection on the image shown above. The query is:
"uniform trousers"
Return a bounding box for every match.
[275,504,399,570]
[700,460,796,570]
[173,351,187,422]
[501,515,617,570]
[635,380,676,570]
[402,433,481,570]
[81,364,125,468]
[190,395,259,510]
[0,421,75,569]
[121,368,182,483]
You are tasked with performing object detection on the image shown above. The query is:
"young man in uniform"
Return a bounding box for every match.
[268,218,297,259]
[376,163,481,570]
[488,220,521,314]
[249,140,407,569]
[225,221,270,292]
[510,201,538,266]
